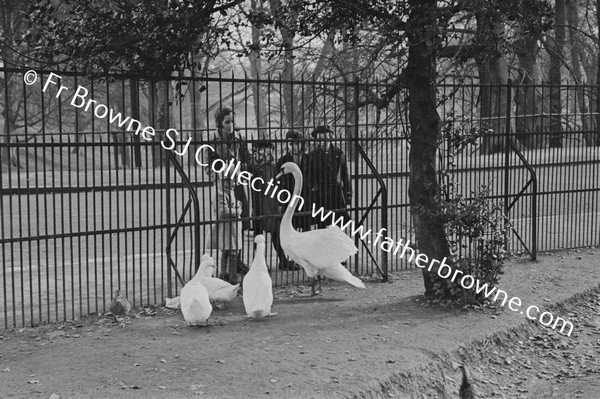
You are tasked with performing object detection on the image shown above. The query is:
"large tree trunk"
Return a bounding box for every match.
[547,0,565,148]
[406,0,452,296]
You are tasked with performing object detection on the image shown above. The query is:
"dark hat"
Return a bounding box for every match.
[254,138,274,149]
[285,130,304,140]
[311,125,333,138]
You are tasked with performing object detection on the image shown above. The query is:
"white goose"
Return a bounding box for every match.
[180,263,212,326]
[198,254,240,304]
[276,162,365,295]
[243,235,276,318]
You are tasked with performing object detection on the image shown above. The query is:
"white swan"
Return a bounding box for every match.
[276,162,365,295]
[243,235,276,318]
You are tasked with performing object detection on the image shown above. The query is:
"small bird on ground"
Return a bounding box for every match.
[180,264,213,326]
[243,235,277,318]
[198,254,240,306]
[109,290,131,321]
[458,364,477,399]
[276,162,365,295]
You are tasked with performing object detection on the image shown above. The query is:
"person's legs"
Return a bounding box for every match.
[224,250,239,284]
[219,250,229,281]
[270,227,286,270]
[235,184,251,231]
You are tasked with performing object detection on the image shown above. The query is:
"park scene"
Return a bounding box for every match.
[1,0,600,398]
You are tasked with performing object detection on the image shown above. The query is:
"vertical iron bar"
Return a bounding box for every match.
[504,80,512,247]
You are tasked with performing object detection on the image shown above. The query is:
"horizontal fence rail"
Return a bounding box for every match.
[1,66,599,328]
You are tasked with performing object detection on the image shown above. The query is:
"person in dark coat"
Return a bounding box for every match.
[248,138,293,270]
[276,130,311,232]
[305,125,352,228]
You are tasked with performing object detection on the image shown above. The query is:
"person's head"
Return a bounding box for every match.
[311,125,334,150]
[285,130,305,156]
[253,139,274,163]
[214,106,235,135]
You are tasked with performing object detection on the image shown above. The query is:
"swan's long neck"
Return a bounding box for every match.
[281,168,303,231]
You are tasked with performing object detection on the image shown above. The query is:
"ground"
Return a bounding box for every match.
[1,248,599,399]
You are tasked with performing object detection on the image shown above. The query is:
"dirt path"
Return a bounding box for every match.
[1,248,599,399]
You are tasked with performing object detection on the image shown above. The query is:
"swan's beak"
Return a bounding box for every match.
[275,171,283,179]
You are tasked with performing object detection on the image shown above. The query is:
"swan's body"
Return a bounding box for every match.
[198,254,240,304]
[243,235,276,318]
[277,162,364,295]
[180,264,212,326]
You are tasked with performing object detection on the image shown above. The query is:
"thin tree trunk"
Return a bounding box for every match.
[476,15,509,155]
[514,34,545,149]
[406,0,452,296]
[0,0,15,167]
[596,0,600,146]
[269,0,296,128]
[548,0,565,148]
[152,80,169,168]
[249,0,268,139]
[301,31,335,127]
[343,37,359,159]
[130,78,142,167]
[566,0,594,145]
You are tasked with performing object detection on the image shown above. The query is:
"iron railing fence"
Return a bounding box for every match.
[1,66,599,328]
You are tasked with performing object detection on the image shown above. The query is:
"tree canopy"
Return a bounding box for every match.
[25,0,244,77]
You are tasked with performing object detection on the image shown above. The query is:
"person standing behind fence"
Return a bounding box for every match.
[247,138,291,270]
[209,106,252,231]
[276,130,311,232]
[208,106,249,283]
[305,125,352,228]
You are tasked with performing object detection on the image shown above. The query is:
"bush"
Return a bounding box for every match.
[430,182,510,305]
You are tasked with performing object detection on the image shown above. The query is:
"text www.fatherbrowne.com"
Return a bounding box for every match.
[311,204,574,337]
[25,70,574,337]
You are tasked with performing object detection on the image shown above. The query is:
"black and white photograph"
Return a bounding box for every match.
[1,0,600,397]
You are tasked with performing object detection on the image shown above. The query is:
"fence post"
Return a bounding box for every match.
[353,77,360,273]
[504,79,512,220]
[165,140,172,298]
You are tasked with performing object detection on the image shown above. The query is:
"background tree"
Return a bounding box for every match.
[25,0,243,167]
[547,0,565,148]
[1,0,38,168]
[276,0,556,296]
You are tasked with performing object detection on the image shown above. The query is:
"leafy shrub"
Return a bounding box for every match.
[431,185,509,304]
[430,116,510,304]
